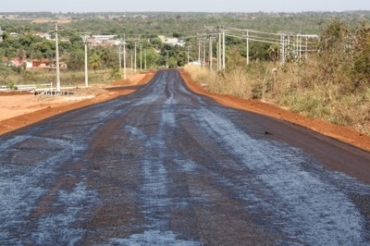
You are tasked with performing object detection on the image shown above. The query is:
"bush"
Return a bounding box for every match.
[7,81,16,90]
[185,51,370,135]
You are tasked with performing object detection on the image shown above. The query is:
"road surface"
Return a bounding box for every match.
[1,70,370,245]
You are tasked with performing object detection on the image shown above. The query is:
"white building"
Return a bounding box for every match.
[158,35,185,47]
[92,35,117,42]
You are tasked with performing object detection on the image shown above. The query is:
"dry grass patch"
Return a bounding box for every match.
[185,61,370,136]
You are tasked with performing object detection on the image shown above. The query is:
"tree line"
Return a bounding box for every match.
[0,11,369,79]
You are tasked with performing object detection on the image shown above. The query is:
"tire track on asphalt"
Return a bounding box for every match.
[1,70,370,245]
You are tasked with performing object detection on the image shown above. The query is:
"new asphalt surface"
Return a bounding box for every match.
[1,70,370,245]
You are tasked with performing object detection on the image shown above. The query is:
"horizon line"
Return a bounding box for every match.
[0,10,368,14]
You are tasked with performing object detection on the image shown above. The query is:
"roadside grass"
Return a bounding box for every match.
[1,68,137,89]
[185,61,370,136]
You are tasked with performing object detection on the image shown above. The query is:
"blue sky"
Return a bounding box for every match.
[0,0,369,13]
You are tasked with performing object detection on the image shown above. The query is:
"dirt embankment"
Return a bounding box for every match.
[0,73,153,135]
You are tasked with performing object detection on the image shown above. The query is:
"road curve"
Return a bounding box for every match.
[1,70,370,245]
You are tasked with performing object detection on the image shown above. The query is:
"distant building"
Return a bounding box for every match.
[91,35,117,45]
[86,34,118,47]
[32,59,50,68]
[31,59,67,70]
[34,32,51,40]
[9,58,27,67]
[9,32,18,38]
[158,35,185,47]
[92,35,117,41]
[24,61,33,69]
[0,26,3,42]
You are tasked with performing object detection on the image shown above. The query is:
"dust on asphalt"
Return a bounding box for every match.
[1,70,370,245]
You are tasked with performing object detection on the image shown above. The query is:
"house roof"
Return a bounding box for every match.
[32,59,50,63]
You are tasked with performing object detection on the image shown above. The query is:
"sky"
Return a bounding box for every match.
[0,0,369,13]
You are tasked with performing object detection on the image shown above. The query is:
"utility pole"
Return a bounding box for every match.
[187,45,190,64]
[166,50,169,68]
[203,39,207,67]
[144,49,147,70]
[222,28,226,70]
[123,35,126,79]
[246,29,250,66]
[55,23,61,92]
[134,42,137,73]
[281,33,286,63]
[203,25,215,71]
[82,34,89,88]
[118,39,122,71]
[217,26,224,71]
[140,43,142,71]
[305,36,308,59]
[209,35,213,72]
[198,40,201,64]
[300,35,303,58]
[296,34,299,60]
[217,31,221,71]
[197,35,207,68]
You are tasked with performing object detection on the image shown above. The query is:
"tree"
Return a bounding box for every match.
[4,47,17,61]
[150,37,163,50]
[89,52,101,72]
[2,31,9,42]
[145,48,160,68]
[31,40,55,57]
[69,31,84,51]
[353,22,370,87]
[318,21,352,87]
[67,50,85,70]
[0,48,4,61]
[17,48,26,61]
[99,47,114,68]
[19,35,42,48]
[320,21,349,51]
[168,56,177,68]
[248,42,270,61]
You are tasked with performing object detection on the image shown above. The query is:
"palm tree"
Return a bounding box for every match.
[89,53,101,73]
[99,48,113,68]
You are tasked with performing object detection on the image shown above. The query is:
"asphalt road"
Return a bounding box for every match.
[1,70,370,245]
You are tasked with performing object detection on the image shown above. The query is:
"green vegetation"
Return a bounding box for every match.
[186,20,370,135]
